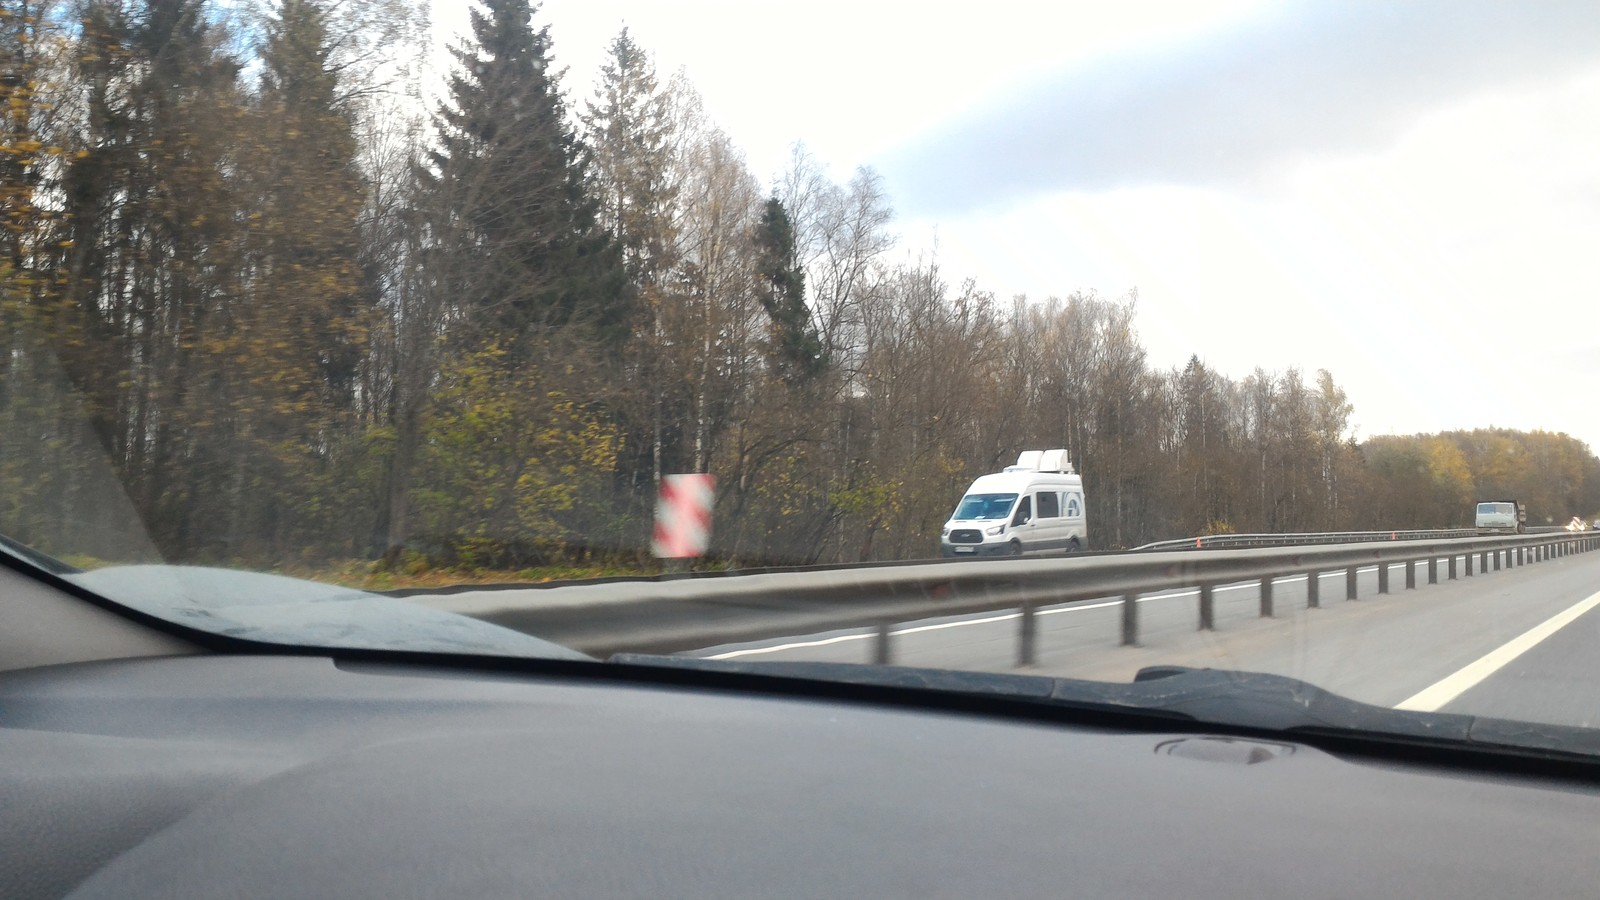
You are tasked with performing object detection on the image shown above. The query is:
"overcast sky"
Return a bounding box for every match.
[438,0,1600,451]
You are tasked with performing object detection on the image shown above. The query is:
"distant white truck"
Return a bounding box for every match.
[1475,500,1526,535]
[940,450,1087,558]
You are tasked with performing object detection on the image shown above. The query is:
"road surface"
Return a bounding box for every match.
[692,551,1600,727]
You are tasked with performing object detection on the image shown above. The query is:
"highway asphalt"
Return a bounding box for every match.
[691,550,1600,726]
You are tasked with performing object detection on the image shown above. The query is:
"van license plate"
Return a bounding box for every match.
[954,546,975,553]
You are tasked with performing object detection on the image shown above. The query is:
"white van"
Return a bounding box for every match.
[940,450,1088,557]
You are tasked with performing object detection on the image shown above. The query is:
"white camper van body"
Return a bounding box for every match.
[940,450,1088,557]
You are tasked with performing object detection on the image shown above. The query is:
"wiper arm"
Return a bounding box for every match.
[611,655,1600,761]
[0,532,81,577]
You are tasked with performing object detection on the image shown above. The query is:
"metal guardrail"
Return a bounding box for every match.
[1134,529,1478,551]
[461,532,1600,663]
[389,529,1496,599]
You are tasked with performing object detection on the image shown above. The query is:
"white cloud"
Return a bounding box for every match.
[878,0,1600,215]
[899,66,1600,448]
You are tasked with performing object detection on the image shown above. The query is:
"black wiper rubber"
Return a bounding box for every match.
[0,532,82,576]
[611,655,1600,761]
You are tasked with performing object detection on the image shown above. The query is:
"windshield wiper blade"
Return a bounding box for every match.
[610,655,1600,761]
[0,532,81,577]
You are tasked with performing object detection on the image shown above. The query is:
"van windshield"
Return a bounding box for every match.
[1478,503,1514,515]
[954,493,1019,520]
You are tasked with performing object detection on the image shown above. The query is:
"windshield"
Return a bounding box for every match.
[953,494,1019,521]
[3,1,1600,753]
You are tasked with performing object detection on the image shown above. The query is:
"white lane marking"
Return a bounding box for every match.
[704,567,1396,660]
[1394,588,1600,712]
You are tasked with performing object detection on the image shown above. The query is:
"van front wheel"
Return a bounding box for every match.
[1007,541,1023,557]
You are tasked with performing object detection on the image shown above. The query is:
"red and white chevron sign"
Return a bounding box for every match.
[652,474,716,558]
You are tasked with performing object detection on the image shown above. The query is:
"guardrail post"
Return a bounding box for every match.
[1199,584,1215,630]
[1493,550,1501,572]
[1259,575,1274,617]
[1405,560,1416,590]
[1121,592,1139,646]
[1347,566,1359,600]
[873,621,893,665]
[1306,571,1320,608]
[1377,562,1390,594]
[1017,603,1037,668]
[1448,554,1457,579]
[1465,552,1474,576]
[1427,557,1437,585]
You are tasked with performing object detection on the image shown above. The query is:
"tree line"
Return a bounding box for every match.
[2,0,1596,573]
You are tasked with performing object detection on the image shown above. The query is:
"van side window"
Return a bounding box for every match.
[1036,491,1060,518]
[1066,493,1082,518]
[1011,496,1032,526]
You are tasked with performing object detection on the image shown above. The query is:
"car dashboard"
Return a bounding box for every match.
[4,649,1600,898]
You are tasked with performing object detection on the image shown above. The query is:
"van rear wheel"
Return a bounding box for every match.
[1065,538,1081,554]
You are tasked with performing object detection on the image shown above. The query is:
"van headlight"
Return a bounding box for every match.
[986,525,1006,536]
[941,527,950,537]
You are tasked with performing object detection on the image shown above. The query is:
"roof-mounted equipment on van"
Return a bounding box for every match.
[1005,448,1075,475]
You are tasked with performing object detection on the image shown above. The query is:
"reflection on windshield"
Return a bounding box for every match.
[954,494,1019,521]
[2,0,1600,754]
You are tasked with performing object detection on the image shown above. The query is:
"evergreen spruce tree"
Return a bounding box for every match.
[581,27,677,288]
[752,196,823,383]
[581,27,682,497]
[421,0,629,352]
